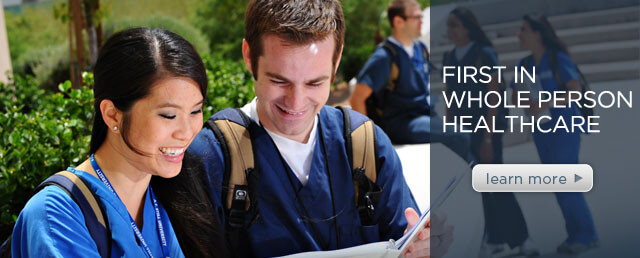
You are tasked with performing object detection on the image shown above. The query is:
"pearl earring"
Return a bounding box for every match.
[113,126,118,131]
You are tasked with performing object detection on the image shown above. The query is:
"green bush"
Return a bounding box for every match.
[0,56,254,241]
[202,55,255,119]
[192,0,248,60]
[12,43,71,92]
[0,74,93,240]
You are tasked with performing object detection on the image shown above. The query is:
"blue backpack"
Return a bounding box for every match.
[0,171,111,257]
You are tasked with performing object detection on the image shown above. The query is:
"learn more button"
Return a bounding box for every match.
[472,164,593,192]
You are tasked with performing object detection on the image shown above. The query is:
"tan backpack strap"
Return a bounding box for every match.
[337,106,382,226]
[389,63,399,92]
[35,170,111,256]
[214,119,254,211]
[351,121,377,183]
[55,171,107,227]
[381,40,399,92]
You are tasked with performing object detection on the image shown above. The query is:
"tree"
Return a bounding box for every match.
[54,0,103,88]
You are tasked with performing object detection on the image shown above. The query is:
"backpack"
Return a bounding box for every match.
[204,107,381,255]
[365,40,432,126]
[0,171,110,258]
[522,52,594,119]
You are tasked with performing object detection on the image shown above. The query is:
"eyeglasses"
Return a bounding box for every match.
[401,14,423,20]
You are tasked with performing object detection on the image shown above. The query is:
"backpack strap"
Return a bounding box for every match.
[366,40,401,125]
[37,171,110,257]
[548,51,594,118]
[337,106,382,226]
[418,41,438,73]
[380,40,400,91]
[204,108,257,257]
[548,51,566,91]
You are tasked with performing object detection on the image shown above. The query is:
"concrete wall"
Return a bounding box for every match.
[0,0,12,83]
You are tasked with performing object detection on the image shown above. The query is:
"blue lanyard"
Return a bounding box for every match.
[90,154,170,258]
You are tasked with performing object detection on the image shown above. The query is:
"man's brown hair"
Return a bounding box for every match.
[387,0,420,28]
[244,0,345,80]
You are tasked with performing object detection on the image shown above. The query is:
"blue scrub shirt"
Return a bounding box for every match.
[357,39,431,124]
[512,50,581,131]
[12,169,184,258]
[188,106,418,257]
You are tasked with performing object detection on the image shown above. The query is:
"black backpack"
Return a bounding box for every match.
[365,40,432,126]
[0,171,110,258]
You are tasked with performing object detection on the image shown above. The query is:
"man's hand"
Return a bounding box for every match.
[349,83,373,116]
[403,208,454,258]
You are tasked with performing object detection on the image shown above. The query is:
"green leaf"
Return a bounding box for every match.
[58,81,72,92]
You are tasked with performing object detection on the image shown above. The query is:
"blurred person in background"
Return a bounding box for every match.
[443,7,539,258]
[513,14,599,255]
[351,0,475,166]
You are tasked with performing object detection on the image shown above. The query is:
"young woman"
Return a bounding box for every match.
[443,7,538,257]
[514,14,599,254]
[12,28,226,257]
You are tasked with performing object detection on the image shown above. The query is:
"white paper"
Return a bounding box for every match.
[278,171,467,258]
[277,241,400,258]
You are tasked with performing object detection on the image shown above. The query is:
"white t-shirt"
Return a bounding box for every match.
[388,36,415,58]
[454,41,475,62]
[240,98,317,185]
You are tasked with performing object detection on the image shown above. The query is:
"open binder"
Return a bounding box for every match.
[279,171,466,258]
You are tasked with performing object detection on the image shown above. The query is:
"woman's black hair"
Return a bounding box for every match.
[91,28,228,257]
[449,7,493,47]
[523,14,569,54]
[90,27,207,155]
[152,154,230,258]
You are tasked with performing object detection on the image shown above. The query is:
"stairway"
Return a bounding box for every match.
[427,4,640,146]
[430,6,639,89]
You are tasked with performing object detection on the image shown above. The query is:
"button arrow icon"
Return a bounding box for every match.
[574,174,583,183]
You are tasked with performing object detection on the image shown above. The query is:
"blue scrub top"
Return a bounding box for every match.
[511,50,581,131]
[357,38,430,124]
[188,106,418,257]
[12,169,184,258]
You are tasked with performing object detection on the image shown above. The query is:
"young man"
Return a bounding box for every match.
[185,0,451,257]
[351,0,475,165]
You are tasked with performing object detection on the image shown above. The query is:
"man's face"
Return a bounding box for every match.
[401,4,423,39]
[245,34,337,143]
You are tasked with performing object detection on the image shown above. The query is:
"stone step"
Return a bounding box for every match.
[430,5,640,47]
[431,21,640,56]
[431,40,640,68]
[483,6,638,41]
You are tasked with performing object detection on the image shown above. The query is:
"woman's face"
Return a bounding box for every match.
[446,14,469,45]
[120,77,204,178]
[518,20,540,50]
